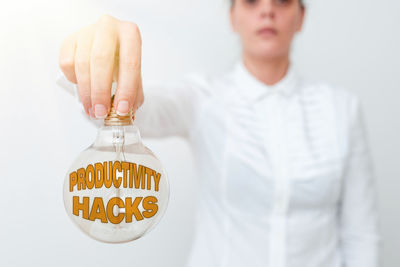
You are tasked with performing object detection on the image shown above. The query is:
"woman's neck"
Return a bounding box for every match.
[242,52,290,86]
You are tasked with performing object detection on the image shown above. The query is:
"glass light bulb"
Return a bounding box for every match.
[63,97,169,243]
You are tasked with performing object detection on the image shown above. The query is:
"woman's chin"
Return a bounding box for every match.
[250,49,287,60]
[245,42,287,60]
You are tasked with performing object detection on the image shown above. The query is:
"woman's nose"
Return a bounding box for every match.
[259,0,276,19]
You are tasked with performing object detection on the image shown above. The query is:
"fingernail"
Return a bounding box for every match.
[116,100,129,116]
[94,104,108,118]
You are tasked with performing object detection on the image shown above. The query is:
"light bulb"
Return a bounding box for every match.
[63,95,169,243]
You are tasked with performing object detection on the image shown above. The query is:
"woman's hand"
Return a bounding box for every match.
[59,14,144,119]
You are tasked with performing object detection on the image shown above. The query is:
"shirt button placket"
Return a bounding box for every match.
[265,94,290,267]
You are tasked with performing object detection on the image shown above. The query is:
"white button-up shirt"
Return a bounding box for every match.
[108,58,381,267]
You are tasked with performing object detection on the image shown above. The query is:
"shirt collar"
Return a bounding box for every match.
[232,57,299,102]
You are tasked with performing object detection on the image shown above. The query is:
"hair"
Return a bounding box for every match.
[230,0,305,8]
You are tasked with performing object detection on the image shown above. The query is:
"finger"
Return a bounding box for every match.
[131,81,142,121]
[90,15,118,119]
[130,77,143,121]
[133,75,144,112]
[114,21,142,116]
[74,25,95,117]
[59,32,78,84]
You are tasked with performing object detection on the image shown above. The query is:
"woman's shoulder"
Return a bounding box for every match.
[179,68,235,98]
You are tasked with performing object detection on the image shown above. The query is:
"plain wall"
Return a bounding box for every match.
[0,0,398,266]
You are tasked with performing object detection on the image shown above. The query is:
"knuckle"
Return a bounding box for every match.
[120,58,140,70]
[76,83,90,95]
[120,21,142,43]
[91,50,113,63]
[122,21,139,33]
[77,82,90,92]
[117,91,133,103]
[92,87,110,98]
[74,60,90,73]
[77,87,90,101]
[79,93,91,103]
[98,14,115,25]
[75,58,89,67]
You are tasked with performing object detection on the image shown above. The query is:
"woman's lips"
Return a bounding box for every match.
[257,27,278,37]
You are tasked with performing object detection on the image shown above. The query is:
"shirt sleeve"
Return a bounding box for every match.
[133,73,212,139]
[338,94,382,267]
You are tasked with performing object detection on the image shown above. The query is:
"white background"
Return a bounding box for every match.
[0,0,399,266]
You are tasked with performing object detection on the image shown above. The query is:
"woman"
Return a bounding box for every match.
[58,0,381,266]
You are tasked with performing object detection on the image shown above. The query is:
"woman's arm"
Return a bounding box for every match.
[134,73,211,138]
[339,94,382,267]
